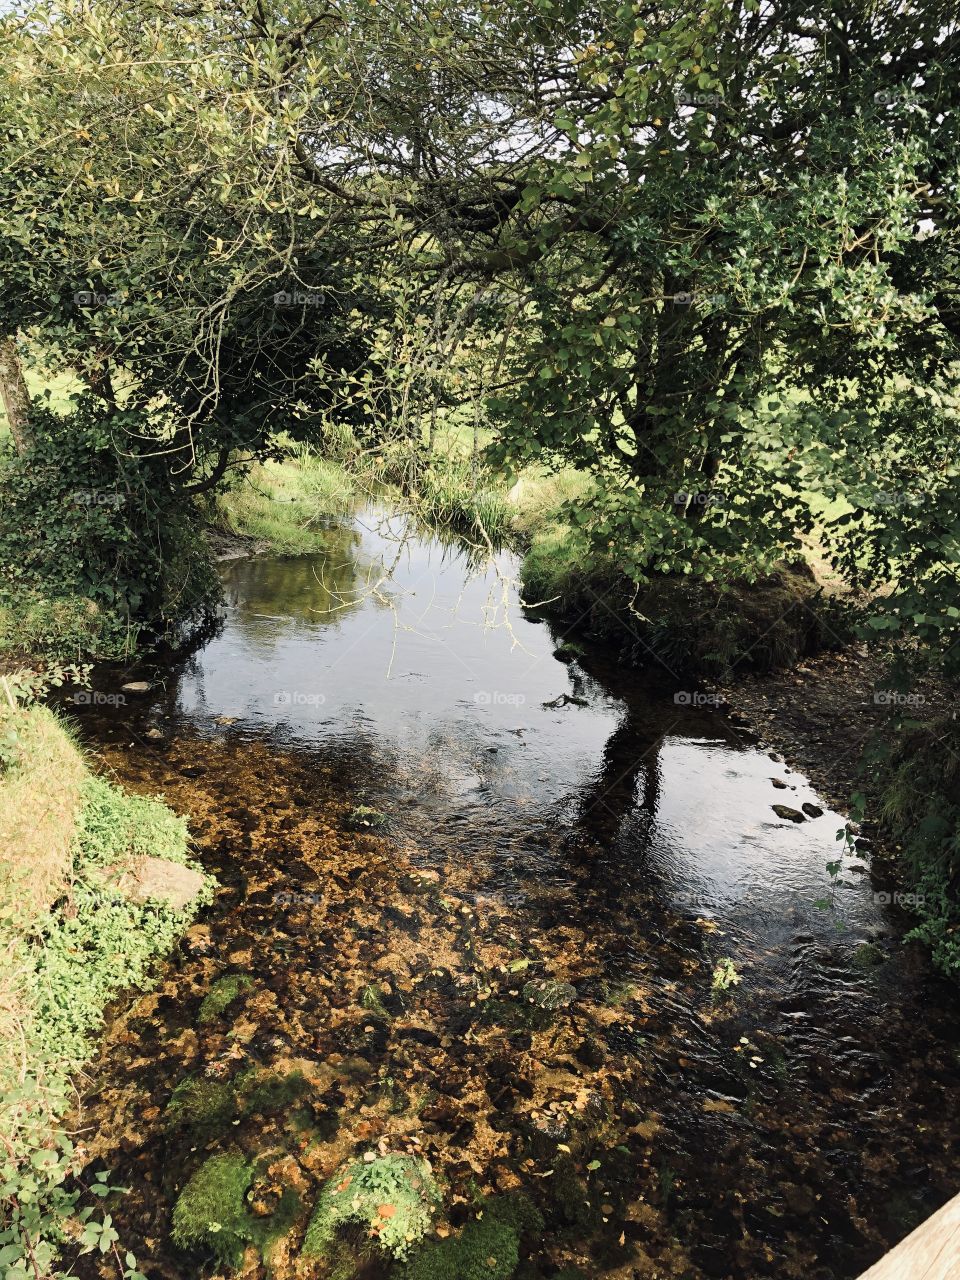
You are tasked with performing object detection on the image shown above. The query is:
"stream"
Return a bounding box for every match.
[68,508,960,1280]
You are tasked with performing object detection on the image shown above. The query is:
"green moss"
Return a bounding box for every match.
[166,1075,235,1131]
[852,942,886,969]
[404,1215,521,1280]
[484,1192,543,1237]
[256,1186,305,1262]
[241,1069,310,1115]
[401,1196,540,1280]
[304,1154,439,1262]
[479,997,554,1033]
[171,1153,254,1267]
[547,1159,600,1232]
[198,973,253,1023]
[342,805,391,833]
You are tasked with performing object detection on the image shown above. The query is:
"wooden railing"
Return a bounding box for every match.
[856,1192,960,1279]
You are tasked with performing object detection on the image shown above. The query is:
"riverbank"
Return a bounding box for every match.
[715,647,960,980]
[0,693,213,1277]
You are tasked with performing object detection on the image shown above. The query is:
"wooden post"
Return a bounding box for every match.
[856,1190,960,1279]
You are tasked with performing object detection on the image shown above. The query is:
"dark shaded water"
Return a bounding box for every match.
[69,511,960,1280]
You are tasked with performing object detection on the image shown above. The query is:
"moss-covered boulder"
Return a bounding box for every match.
[403,1194,543,1280]
[303,1154,439,1262]
[165,1075,236,1132]
[198,972,253,1023]
[171,1153,254,1266]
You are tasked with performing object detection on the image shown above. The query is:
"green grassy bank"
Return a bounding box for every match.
[0,693,213,1279]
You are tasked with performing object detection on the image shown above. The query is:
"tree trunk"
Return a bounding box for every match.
[0,335,30,452]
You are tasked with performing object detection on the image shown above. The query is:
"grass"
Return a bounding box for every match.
[0,592,136,666]
[0,695,213,1277]
[213,448,361,554]
[0,702,87,919]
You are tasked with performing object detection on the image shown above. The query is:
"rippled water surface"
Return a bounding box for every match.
[70,511,960,1280]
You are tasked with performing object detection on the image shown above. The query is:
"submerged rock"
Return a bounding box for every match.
[121,855,205,911]
[171,1152,254,1267]
[771,804,805,823]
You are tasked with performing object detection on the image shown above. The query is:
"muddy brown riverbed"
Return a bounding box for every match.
[67,512,960,1280]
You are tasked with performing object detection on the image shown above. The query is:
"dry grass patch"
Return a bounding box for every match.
[0,703,86,920]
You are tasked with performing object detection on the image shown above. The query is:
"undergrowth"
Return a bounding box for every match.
[0,729,214,1280]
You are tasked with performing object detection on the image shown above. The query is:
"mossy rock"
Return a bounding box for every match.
[552,642,586,664]
[342,805,391,833]
[166,1074,236,1132]
[543,1158,601,1233]
[521,979,577,1011]
[479,997,554,1033]
[402,1196,540,1280]
[304,1154,439,1262]
[241,1069,310,1116]
[198,972,253,1023]
[484,1192,544,1237]
[852,942,886,969]
[404,1217,519,1280]
[171,1153,254,1267]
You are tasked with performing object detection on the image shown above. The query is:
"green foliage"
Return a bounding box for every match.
[869,715,960,979]
[171,1154,254,1268]
[73,775,191,867]
[1,763,212,1279]
[213,448,360,556]
[198,974,254,1024]
[303,1155,440,1261]
[0,398,218,660]
[711,959,741,995]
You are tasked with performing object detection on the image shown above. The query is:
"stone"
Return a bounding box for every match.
[771,804,805,823]
[801,802,824,818]
[123,856,205,910]
[121,681,153,694]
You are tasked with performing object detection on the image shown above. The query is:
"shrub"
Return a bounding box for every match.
[0,396,218,661]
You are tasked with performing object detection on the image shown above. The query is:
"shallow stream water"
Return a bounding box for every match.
[68,510,960,1280]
